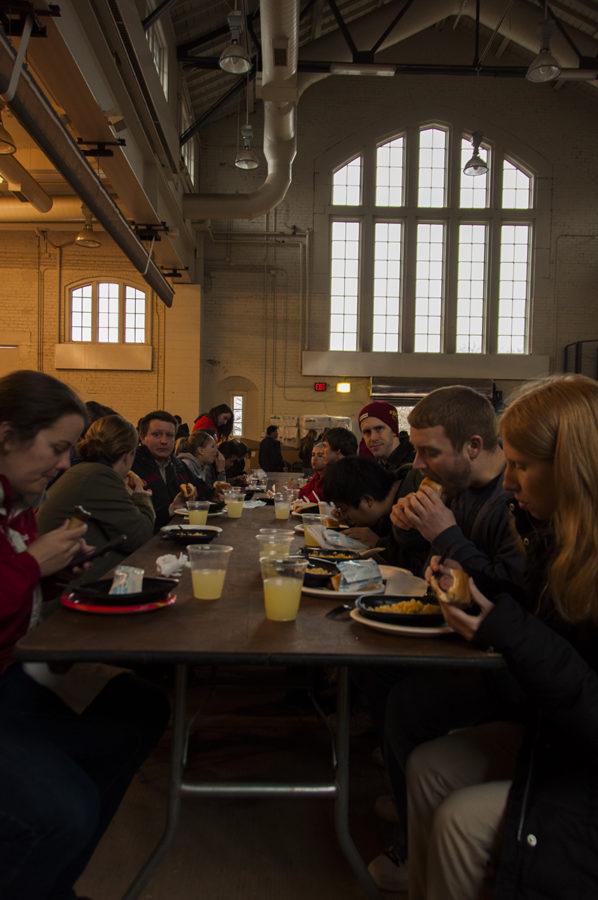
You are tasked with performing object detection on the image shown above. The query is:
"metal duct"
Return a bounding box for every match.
[0,196,86,220]
[0,155,52,212]
[0,30,174,307]
[183,0,299,222]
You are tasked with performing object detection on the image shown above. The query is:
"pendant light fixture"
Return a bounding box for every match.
[235,76,259,170]
[75,204,100,248]
[526,2,561,83]
[0,109,16,155]
[463,131,488,177]
[219,10,251,75]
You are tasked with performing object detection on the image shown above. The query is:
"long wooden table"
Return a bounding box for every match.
[17,504,503,899]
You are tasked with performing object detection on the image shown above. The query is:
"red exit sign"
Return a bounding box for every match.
[313,382,327,392]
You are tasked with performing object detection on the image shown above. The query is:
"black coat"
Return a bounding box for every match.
[477,589,598,898]
[258,436,286,472]
[132,445,210,530]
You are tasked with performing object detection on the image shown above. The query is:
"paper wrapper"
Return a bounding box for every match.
[155,553,188,578]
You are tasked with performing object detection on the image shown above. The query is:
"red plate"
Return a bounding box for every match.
[60,592,176,615]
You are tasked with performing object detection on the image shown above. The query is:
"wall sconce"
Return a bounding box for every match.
[336,382,351,394]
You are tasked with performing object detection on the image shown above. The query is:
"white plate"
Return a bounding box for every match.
[301,565,412,599]
[174,508,226,518]
[294,524,305,534]
[350,608,452,637]
[161,524,223,534]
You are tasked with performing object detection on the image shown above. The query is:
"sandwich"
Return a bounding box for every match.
[429,568,471,607]
[418,476,443,497]
[179,482,196,500]
[66,505,91,529]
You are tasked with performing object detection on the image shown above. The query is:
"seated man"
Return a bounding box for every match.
[321,457,401,548]
[258,425,286,472]
[220,439,251,484]
[133,410,209,530]
[297,441,327,502]
[321,426,358,465]
[358,401,408,477]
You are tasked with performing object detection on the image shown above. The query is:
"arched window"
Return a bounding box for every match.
[328,124,535,355]
[69,281,147,344]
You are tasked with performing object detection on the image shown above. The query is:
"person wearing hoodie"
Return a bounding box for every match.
[175,430,226,493]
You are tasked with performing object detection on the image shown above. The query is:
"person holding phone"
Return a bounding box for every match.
[0,370,169,899]
[38,413,155,583]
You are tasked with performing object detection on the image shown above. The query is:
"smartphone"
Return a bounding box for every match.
[70,535,128,569]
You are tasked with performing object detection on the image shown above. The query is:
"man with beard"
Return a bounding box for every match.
[390,385,523,586]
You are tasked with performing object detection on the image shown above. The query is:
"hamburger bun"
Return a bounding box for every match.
[179,482,196,500]
[419,476,444,497]
[429,568,471,607]
[66,505,91,529]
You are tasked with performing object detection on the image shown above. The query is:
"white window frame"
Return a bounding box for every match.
[231,393,245,436]
[146,18,169,100]
[180,92,197,187]
[68,280,149,345]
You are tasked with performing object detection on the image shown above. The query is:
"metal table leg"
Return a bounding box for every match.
[122,663,188,900]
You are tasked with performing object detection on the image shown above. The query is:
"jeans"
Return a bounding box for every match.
[0,663,170,899]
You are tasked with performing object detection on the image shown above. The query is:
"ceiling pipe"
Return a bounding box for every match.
[0,28,174,307]
[0,154,52,212]
[0,196,90,220]
[183,0,299,221]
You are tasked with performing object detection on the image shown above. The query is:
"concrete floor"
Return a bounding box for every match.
[76,667,405,900]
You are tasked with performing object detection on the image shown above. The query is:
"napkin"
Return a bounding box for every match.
[336,560,384,593]
[155,553,187,577]
[243,500,267,509]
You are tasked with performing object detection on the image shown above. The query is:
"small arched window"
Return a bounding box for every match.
[69,281,147,344]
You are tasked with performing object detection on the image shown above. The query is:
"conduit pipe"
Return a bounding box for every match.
[183,0,299,221]
[0,155,52,212]
[0,196,88,220]
[0,29,174,307]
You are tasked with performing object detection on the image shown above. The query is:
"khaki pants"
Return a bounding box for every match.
[407,721,524,900]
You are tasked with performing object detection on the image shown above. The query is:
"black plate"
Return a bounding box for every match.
[70,576,178,606]
[161,528,218,545]
[304,559,339,587]
[355,594,444,627]
[209,500,225,512]
[302,547,360,562]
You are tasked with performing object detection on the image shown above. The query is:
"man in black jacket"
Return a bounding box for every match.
[258,425,286,472]
[132,410,208,530]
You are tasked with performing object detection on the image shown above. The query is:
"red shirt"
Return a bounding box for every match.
[192,414,217,435]
[0,476,41,674]
[298,470,326,502]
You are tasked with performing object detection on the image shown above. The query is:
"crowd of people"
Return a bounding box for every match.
[1,367,598,898]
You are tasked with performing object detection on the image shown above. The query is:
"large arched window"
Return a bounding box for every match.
[328,123,534,355]
[69,280,147,344]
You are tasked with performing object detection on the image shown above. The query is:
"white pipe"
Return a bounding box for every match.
[0,156,52,213]
[183,0,299,222]
[0,196,83,220]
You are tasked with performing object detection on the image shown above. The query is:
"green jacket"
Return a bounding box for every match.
[37,462,155,584]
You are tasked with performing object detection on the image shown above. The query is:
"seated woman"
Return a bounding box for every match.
[403,374,598,900]
[176,430,226,493]
[219,439,250,485]
[0,370,169,900]
[38,414,155,582]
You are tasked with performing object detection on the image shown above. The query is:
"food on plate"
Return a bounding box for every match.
[213,481,229,492]
[429,568,471,607]
[373,599,441,615]
[66,505,91,529]
[179,482,197,500]
[307,566,333,576]
[308,550,356,560]
[418,476,444,497]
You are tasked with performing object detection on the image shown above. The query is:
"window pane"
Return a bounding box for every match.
[146,22,168,99]
[459,137,490,208]
[502,160,532,209]
[372,222,402,351]
[125,286,146,343]
[329,221,360,351]
[98,282,119,343]
[376,137,404,207]
[232,394,244,436]
[456,224,487,352]
[418,127,447,208]
[71,284,92,341]
[332,157,362,206]
[498,224,530,353]
[414,223,444,352]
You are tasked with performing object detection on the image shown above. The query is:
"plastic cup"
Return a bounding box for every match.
[188,545,233,601]
[301,513,323,547]
[261,556,308,621]
[187,500,210,526]
[274,493,291,520]
[224,490,244,518]
[256,531,295,560]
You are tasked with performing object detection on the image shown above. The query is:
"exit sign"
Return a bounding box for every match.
[313,382,327,392]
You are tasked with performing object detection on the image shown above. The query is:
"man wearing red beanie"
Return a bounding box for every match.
[358,401,413,476]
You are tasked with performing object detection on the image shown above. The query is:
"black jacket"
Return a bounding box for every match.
[132,445,209,530]
[258,436,286,472]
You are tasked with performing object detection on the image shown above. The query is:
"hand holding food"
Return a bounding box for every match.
[28,521,88,576]
[179,483,197,501]
[125,470,148,494]
[428,565,472,607]
[418,476,444,498]
[65,505,91,530]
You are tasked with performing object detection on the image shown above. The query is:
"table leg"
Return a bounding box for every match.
[334,666,382,900]
[122,663,188,900]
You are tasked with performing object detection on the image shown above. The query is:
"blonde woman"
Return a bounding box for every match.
[175,429,225,492]
[38,414,155,582]
[406,375,598,900]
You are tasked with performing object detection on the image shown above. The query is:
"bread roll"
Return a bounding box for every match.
[429,568,471,607]
[419,476,443,496]
[66,505,91,529]
[179,483,196,500]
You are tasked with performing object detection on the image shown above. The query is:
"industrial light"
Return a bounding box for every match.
[235,123,258,170]
[75,205,100,248]
[336,382,351,394]
[330,63,396,77]
[0,110,16,155]
[526,8,560,83]
[463,131,488,177]
[219,11,251,75]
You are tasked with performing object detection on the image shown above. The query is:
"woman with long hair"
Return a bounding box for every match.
[192,403,234,441]
[406,374,598,900]
[0,370,169,899]
[175,429,226,492]
[38,413,155,582]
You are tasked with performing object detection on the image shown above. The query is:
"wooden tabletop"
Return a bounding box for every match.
[17,506,503,670]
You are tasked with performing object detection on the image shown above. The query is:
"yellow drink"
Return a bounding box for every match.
[226,499,244,518]
[192,569,226,600]
[304,526,320,548]
[274,502,291,520]
[263,576,302,621]
[188,509,208,526]
[259,541,292,559]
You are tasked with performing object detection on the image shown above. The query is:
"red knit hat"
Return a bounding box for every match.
[358,401,399,435]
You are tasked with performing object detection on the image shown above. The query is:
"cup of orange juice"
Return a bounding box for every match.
[187,545,233,601]
[260,556,308,621]
[187,500,210,526]
[256,531,295,560]
[223,490,244,519]
[273,493,291,520]
[301,513,323,548]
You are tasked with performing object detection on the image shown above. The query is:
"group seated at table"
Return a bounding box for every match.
[0,370,169,900]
